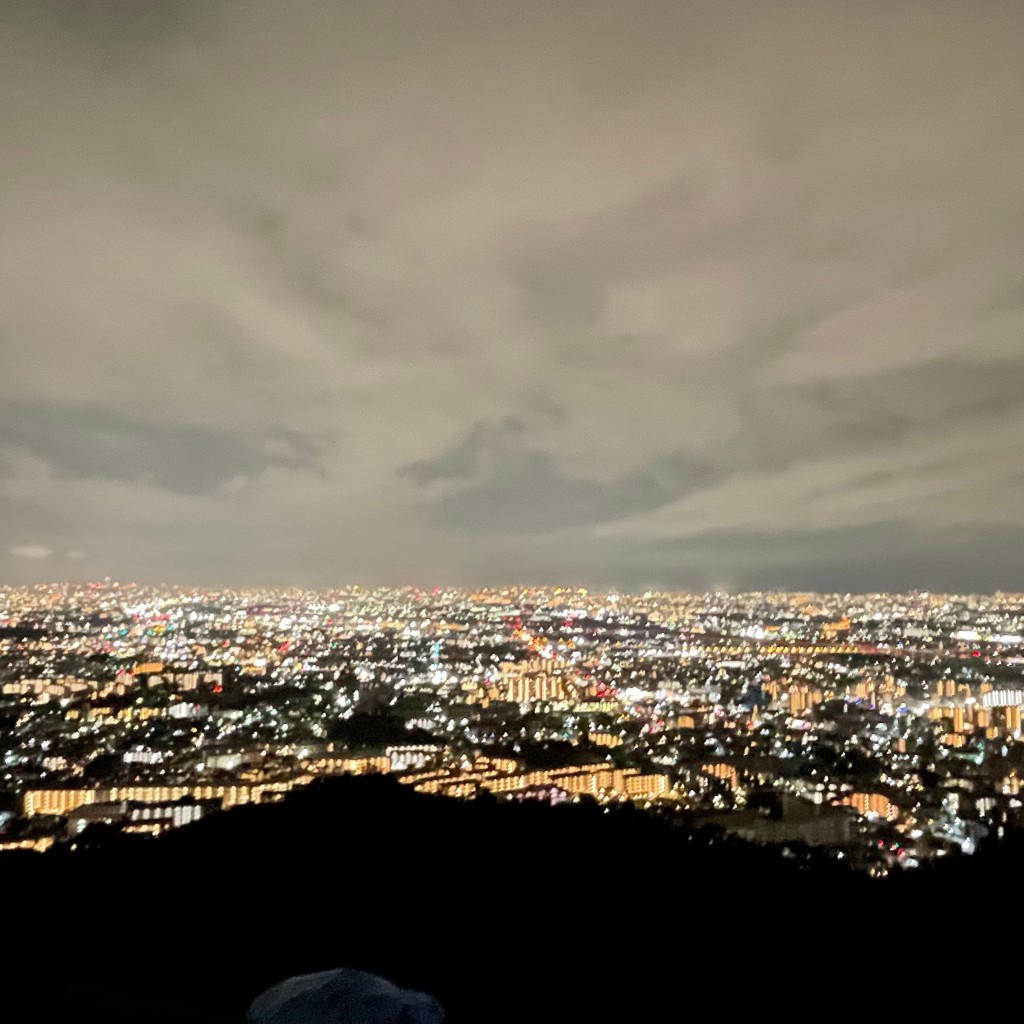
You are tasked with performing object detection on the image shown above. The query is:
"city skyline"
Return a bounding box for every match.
[3,1,1024,592]
[5,579,1024,874]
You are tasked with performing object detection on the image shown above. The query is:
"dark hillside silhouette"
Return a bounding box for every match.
[3,776,1016,1021]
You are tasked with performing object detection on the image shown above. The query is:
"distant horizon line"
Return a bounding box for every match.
[2,578,1022,600]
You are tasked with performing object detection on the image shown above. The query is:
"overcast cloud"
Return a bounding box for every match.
[1,0,1023,591]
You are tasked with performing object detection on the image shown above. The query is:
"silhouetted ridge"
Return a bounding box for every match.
[2,775,1018,1021]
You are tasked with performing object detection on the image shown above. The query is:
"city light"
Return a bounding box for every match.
[2,582,1022,871]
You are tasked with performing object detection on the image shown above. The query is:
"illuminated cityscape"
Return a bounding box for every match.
[4,0,1024,1017]
[4,580,1024,875]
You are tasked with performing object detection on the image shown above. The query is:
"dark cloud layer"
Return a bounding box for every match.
[403,418,718,533]
[0,401,332,495]
[1,1,1023,590]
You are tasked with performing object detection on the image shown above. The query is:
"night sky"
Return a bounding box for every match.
[2,1,1023,592]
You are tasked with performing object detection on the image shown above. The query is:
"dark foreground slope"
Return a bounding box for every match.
[1,777,1017,1022]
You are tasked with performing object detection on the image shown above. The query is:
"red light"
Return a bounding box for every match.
[972,651,981,657]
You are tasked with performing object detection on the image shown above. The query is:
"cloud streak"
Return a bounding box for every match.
[9,545,53,560]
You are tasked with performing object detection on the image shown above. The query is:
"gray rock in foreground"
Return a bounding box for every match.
[248,968,444,1024]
